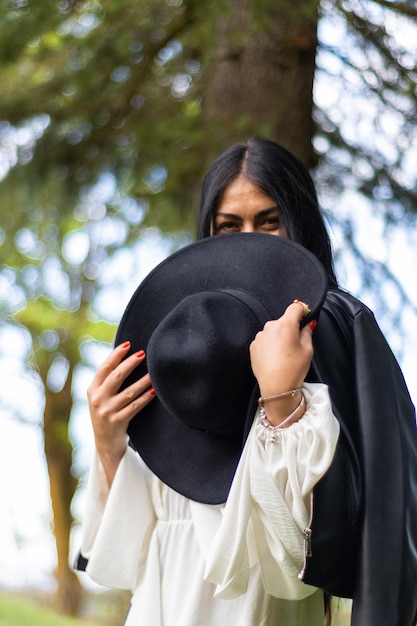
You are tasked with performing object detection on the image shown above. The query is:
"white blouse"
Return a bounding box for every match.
[80,383,339,626]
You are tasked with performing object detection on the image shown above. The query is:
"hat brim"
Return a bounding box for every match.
[115,233,328,503]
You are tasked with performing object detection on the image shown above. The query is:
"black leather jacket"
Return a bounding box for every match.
[302,288,417,625]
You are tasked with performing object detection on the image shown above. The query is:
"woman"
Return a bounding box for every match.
[77,138,417,625]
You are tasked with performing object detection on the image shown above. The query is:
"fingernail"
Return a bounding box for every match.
[136,350,145,358]
[122,341,130,348]
[309,320,317,331]
[150,388,156,396]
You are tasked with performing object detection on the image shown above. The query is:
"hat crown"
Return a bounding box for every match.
[147,289,270,433]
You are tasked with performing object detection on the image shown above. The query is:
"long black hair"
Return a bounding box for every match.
[197,137,337,287]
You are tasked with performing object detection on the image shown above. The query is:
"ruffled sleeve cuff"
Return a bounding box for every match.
[80,447,156,591]
[204,382,339,601]
[253,382,340,498]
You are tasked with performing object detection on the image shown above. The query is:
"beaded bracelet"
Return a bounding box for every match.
[259,392,305,442]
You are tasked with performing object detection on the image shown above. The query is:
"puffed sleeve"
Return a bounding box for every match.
[204,382,339,600]
[80,446,156,591]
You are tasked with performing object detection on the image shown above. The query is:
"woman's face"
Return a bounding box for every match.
[211,176,287,237]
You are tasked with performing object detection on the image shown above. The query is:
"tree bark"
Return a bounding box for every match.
[42,360,83,616]
[202,0,320,168]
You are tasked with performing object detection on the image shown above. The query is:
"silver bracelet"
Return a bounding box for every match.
[259,392,305,442]
[258,387,303,408]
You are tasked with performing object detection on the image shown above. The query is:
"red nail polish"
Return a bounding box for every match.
[122,341,130,349]
[150,388,156,396]
[136,350,145,358]
[309,320,317,331]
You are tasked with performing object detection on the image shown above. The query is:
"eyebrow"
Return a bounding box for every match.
[214,206,279,221]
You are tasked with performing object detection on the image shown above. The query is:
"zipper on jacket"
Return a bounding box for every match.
[298,491,314,580]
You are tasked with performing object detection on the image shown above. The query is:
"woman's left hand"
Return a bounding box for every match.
[249,301,315,425]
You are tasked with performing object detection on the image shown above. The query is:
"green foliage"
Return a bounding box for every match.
[0,593,94,626]
[0,0,206,232]
[0,0,415,247]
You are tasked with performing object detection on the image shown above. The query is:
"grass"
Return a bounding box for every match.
[332,598,352,625]
[0,591,352,625]
[0,591,130,626]
[0,594,90,626]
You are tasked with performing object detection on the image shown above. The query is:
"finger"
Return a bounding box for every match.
[118,372,152,409]
[300,318,317,337]
[282,300,311,324]
[106,349,147,396]
[261,302,307,332]
[292,299,311,319]
[94,341,133,387]
[114,384,156,425]
[299,319,316,355]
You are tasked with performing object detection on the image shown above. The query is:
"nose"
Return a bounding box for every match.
[241,222,256,233]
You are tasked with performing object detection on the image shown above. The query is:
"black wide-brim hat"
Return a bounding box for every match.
[115,233,328,504]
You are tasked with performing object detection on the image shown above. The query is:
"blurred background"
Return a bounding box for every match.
[0,1,416,624]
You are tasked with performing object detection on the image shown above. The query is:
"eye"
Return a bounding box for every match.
[260,216,280,230]
[214,221,240,234]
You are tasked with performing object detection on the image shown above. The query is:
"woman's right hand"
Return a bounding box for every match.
[87,341,155,485]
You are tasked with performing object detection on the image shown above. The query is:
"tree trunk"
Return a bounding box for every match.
[42,360,83,616]
[201,0,320,168]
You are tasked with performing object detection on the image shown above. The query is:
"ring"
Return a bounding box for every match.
[294,299,311,319]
